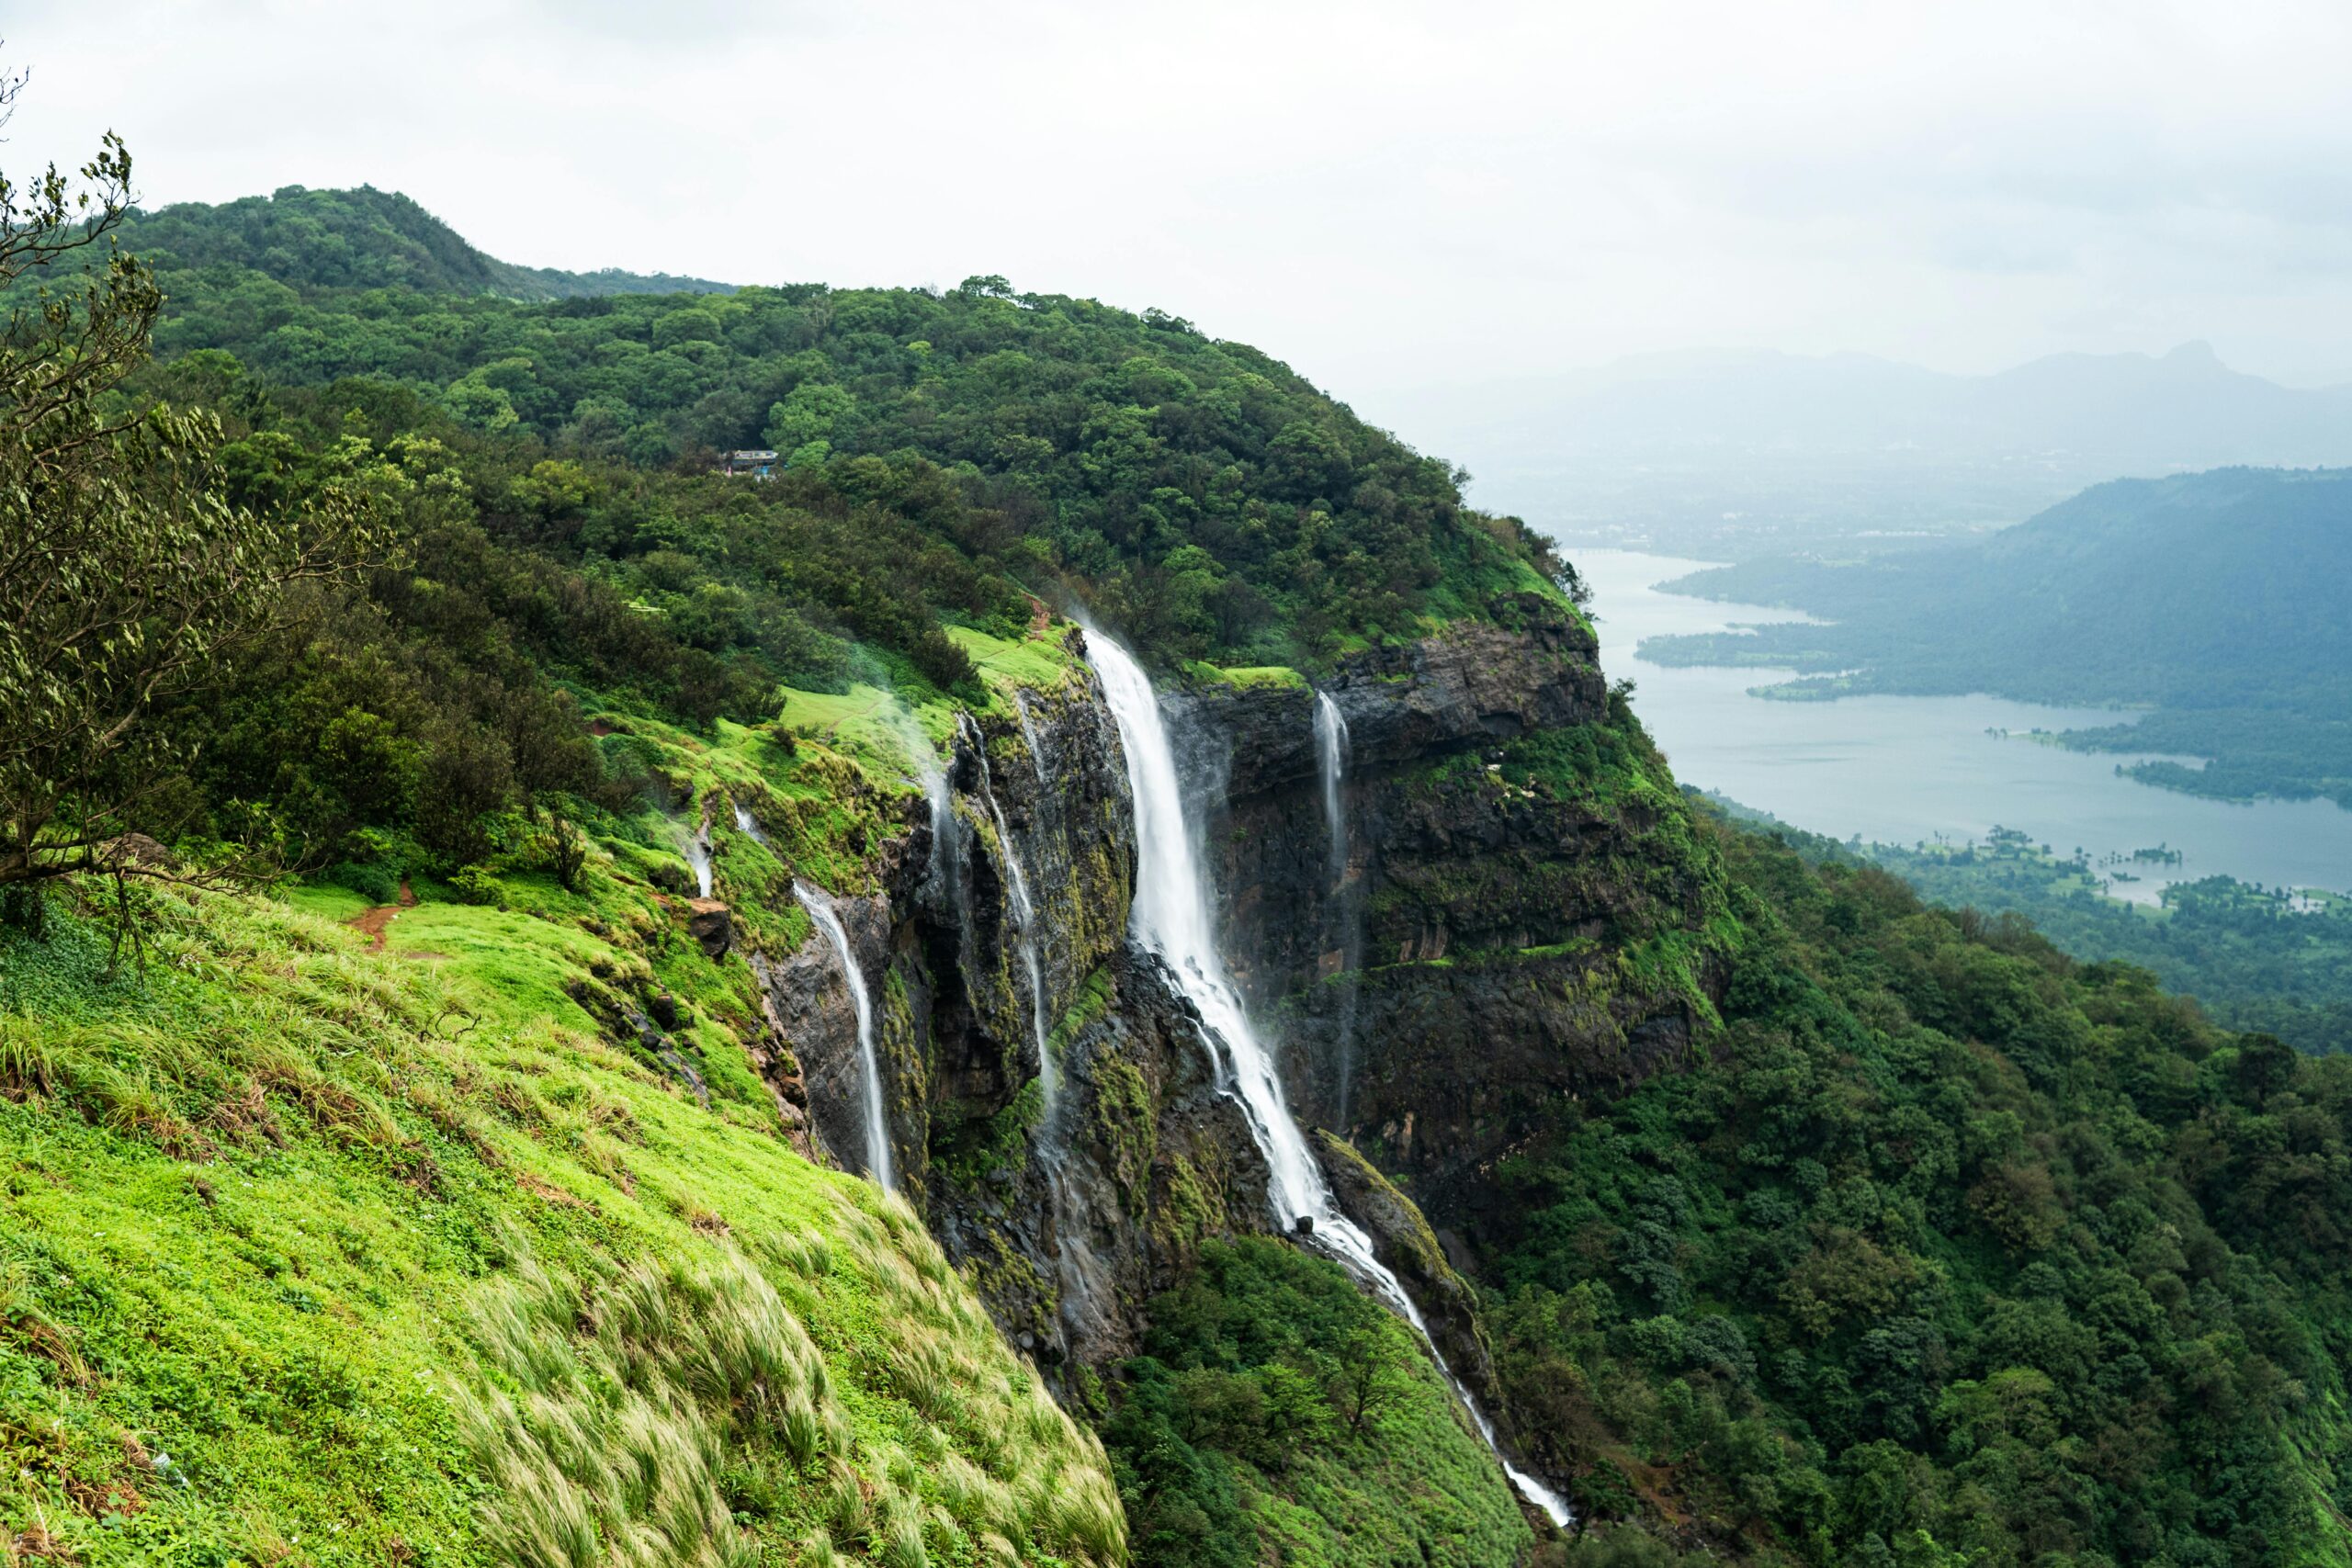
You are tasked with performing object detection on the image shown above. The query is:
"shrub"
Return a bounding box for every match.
[325,859,400,904]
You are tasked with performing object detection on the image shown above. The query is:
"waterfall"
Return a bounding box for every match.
[794,882,895,1193]
[879,702,963,926]
[1088,632,1572,1529]
[731,801,766,844]
[1314,689,1363,1122]
[959,714,1058,1111]
[674,816,715,897]
[919,751,961,922]
[1313,691,1350,887]
[958,713,1110,1343]
[1013,688,1053,792]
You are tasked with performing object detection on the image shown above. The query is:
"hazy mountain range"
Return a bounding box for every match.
[1395,343,2352,557]
[1645,465,2352,807]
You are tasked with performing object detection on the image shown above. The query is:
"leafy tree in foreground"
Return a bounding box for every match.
[0,77,370,906]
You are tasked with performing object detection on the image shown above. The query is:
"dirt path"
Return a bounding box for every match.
[350,880,417,951]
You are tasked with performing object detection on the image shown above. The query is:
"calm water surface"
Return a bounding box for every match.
[1575,547,2352,901]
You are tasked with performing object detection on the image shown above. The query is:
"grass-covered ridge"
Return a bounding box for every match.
[0,865,1124,1565]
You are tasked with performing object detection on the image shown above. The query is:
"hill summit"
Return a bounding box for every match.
[117,184,733,300]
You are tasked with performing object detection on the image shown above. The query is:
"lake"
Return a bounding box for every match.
[1574,547,2352,902]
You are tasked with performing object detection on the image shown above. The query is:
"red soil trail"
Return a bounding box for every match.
[349,880,417,951]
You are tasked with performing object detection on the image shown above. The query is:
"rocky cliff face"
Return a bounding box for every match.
[745,660,1277,1383]
[1172,594,1724,1241]
[742,596,1724,1406]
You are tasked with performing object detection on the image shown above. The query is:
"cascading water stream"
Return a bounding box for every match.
[794,881,895,1193]
[732,801,766,844]
[1089,631,1572,1528]
[1313,691,1350,887]
[675,812,715,897]
[957,713,1113,1341]
[959,714,1058,1111]
[1313,689,1363,1122]
[1013,688,1053,793]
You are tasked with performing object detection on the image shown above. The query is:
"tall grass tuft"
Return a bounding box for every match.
[457,1243,811,1568]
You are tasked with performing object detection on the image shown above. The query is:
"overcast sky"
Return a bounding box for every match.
[10,0,2352,423]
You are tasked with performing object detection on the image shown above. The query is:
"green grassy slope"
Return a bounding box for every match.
[0,840,1121,1565]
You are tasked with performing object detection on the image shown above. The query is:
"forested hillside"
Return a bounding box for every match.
[116,185,734,300]
[1643,468,2352,807]
[10,142,2352,1568]
[105,184,1546,670]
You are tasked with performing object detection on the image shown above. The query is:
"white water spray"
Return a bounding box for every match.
[731,801,765,844]
[675,816,715,898]
[1314,688,1363,1123]
[1013,688,1053,793]
[794,882,895,1193]
[1313,691,1350,886]
[1089,632,1571,1528]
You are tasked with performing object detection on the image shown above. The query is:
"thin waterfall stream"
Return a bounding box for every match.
[794,881,895,1193]
[675,810,715,897]
[1313,689,1363,1124]
[959,711,1112,1341]
[1089,631,1572,1528]
[959,713,1058,1111]
[1313,691,1350,886]
[1013,688,1053,793]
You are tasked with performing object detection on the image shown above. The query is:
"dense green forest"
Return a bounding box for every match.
[3,180,1566,884]
[117,184,735,300]
[10,149,2352,1568]
[101,184,1559,671]
[1869,831,2352,1057]
[1481,800,2352,1565]
[1698,803,2352,1058]
[1640,468,2352,807]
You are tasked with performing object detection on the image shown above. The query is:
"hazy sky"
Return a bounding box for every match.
[10,0,2352,413]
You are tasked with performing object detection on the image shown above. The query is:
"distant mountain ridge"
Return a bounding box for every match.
[1643,465,2352,806]
[117,185,733,300]
[1396,343,2352,557]
[1424,341,2352,464]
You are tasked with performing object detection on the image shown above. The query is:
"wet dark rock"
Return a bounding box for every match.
[1171,595,1606,799]
[1168,596,1719,1230]
[684,897,732,959]
[730,599,1713,1427]
[748,891,899,1181]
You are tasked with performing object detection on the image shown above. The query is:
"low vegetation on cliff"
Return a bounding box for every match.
[1105,1239,1530,1568]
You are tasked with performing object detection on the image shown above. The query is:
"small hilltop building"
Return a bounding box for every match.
[718,448,780,479]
